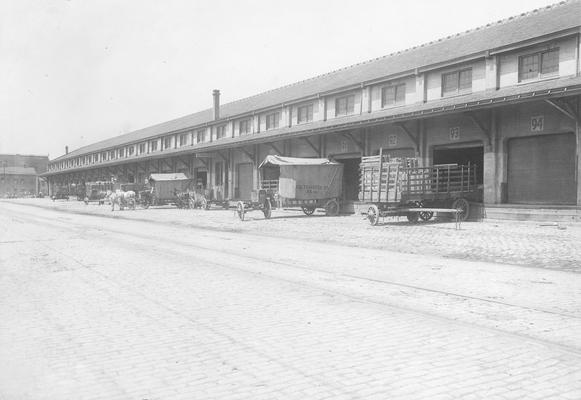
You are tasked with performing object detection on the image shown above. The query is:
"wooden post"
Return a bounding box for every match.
[377,148,383,203]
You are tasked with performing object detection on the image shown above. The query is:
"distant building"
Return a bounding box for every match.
[0,154,49,197]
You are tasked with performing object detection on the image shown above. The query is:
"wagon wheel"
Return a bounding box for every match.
[262,199,272,219]
[452,198,470,222]
[324,199,340,216]
[367,204,379,226]
[236,201,245,221]
[142,199,150,209]
[201,197,209,210]
[128,198,136,210]
[84,197,89,205]
[415,201,433,221]
[406,212,419,223]
[302,206,316,216]
[188,197,196,209]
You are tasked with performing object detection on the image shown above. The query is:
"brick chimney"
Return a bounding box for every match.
[65,146,69,155]
[212,89,220,120]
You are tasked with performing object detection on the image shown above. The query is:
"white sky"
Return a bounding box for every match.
[0,0,560,159]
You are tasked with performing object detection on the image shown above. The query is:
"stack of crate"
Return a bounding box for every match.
[359,150,420,203]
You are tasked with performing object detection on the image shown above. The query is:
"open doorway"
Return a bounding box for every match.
[194,168,207,190]
[333,156,361,201]
[433,145,483,184]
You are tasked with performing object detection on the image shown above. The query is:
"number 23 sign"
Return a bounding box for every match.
[530,116,544,132]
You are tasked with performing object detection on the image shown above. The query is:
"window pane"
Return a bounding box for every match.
[382,87,396,106]
[298,104,313,123]
[395,84,405,104]
[458,69,472,91]
[519,54,539,81]
[541,50,558,75]
[336,98,345,115]
[442,72,458,94]
[347,95,354,113]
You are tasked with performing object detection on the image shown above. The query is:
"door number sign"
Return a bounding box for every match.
[449,127,460,141]
[531,116,544,132]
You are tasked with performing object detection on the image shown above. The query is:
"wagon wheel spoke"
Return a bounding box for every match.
[367,205,379,226]
[301,206,315,216]
[325,199,339,216]
[415,201,433,221]
[236,201,245,221]
[452,198,470,222]
[263,200,272,219]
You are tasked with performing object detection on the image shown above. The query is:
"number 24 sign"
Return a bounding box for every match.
[531,116,544,132]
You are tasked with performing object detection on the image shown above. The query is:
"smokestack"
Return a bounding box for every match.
[65,146,69,155]
[212,89,220,120]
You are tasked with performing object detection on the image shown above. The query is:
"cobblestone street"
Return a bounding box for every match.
[1,200,581,399]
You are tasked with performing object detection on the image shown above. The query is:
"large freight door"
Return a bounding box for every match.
[507,133,576,205]
[236,163,253,200]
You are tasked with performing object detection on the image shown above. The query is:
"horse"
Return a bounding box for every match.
[109,190,136,211]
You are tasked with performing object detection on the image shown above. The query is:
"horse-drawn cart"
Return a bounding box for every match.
[83,181,114,205]
[236,156,343,220]
[137,173,192,208]
[359,149,481,226]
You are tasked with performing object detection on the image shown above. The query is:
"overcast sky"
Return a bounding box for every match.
[0,0,560,159]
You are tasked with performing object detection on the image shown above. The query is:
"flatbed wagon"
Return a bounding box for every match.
[359,149,481,226]
[236,156,343,220]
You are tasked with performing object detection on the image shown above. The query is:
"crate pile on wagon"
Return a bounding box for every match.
[359,149,481,226]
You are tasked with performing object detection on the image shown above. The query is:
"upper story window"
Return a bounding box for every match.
[519,48,559,82]
[128,146,135,156]
[381,83,406,107]
[150,140,158,152]
[164,136,172,149]
[196,129,205,143]
[139,143,146,154]
[297,104,313,124]
[335,95,355,116]
[442,68,472,96]
[216,125,227,139]
[179,133,189,147]
[93,154,98,163]
[101,152,107,161]
[109,150,116,159]
[239,119,252,135]
[119,148,125,158]
[266,112,280,130]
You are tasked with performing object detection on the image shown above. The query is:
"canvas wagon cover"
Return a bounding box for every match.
[259,156,343,200]
[148,173,191,199]
[149,173,190,182]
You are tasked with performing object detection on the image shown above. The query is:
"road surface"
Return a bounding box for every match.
[1,202,580,399]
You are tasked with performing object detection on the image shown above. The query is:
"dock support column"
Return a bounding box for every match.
[483,110,499,204]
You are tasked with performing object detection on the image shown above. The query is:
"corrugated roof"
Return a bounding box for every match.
[53,0,581,162]
[2,167,38,175]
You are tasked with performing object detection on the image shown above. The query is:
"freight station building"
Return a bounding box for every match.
[44,1,581,220]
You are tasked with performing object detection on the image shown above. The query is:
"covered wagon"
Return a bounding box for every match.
[138,173,193,208]
[236,155,343,220]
